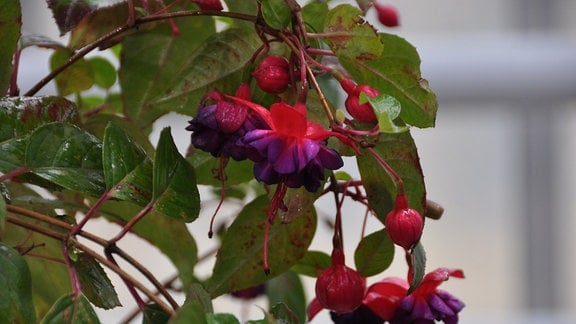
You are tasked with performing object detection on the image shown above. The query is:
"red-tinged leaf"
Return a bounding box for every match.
[0,0,21,94]
[0,96,79,142]
[68,1,129,49]
[323,4,383,61]
[354,229,395,277]
[339,33,438,128]
[46,0,113,35]
[207,194,317,297]
[356,131,426,223]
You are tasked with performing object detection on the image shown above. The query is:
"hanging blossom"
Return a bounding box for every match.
[186,84,269,161]
[310,268,465,323]
[237,99,344,192]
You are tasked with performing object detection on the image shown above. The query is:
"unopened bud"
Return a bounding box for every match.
[385,195,423,250]
[315,264,366,314]
[252,56,290,94]
[374,3,400,27]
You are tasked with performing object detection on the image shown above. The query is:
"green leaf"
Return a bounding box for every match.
[0,0,21,94]
[25,122,105,196]
[88,56,117,89]
[208,194,317,297]
[223,0,257,29]
[361,93,409,133]
[0,242,36,324]
[184,283,213,314]
[267,272,306,324]
[50,49,94,96]
[2,183,72,317]
[153,128,200,222]
[354,229,395,277]
[151,28,262,117]
[40,294,100,324]
[291,250,330,277]
[47,0,101,35]
[0,96,79,142]
[206,313,240,324]
[260,0,291,30]
[68,1,130,49]
[143,303,171,324]
[120,14,216,127]
[0,194,5,231]
[408,242,426,294]
[169,302,207,324]
[323,4,383,61]
[102,122,148,191]
[269,303,299,324]
[73,252,121,309]
[98,200,198,289]
[356,131,426,222]
[302,1,328,33]
[339,33,438,128]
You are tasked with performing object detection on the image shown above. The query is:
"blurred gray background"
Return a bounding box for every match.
[18,0,576,323]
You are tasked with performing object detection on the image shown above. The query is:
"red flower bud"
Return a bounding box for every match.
[344,84,380,123]
[315,264,366,314]
[374,3,400,27]
[193,0,223,11]
[252,56,290,94]
[385,195,423,250]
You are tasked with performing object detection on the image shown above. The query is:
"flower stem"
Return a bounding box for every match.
[366,146,405,195]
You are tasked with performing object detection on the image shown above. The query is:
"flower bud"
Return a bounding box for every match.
[252,56,290,94]
[344,84,380,123]
[193,0,223,11]
[374,3,400,27]
[385,195,423,250]
[315,264,366,314]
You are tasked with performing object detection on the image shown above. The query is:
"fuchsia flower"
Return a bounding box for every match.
[238,100,344,192]
[186,84,268,161]
[311,268,465,323]
[363,268,465,324]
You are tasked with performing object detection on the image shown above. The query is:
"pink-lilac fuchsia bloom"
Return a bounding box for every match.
[229,98,344,192]
[186,85,269,161]
[311,267,465,323]
[364,268,465,324]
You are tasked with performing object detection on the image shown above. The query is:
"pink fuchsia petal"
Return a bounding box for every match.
[270,102,307,137]
[307,298,324,321]
[414,268,465,296]
[363,277,408,321]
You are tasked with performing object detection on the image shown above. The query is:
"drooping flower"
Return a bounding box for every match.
[364,268,465,324]
[186,84,268,161]
[237,100,344,192]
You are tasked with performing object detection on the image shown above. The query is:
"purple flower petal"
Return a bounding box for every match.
[427,293,455,318]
